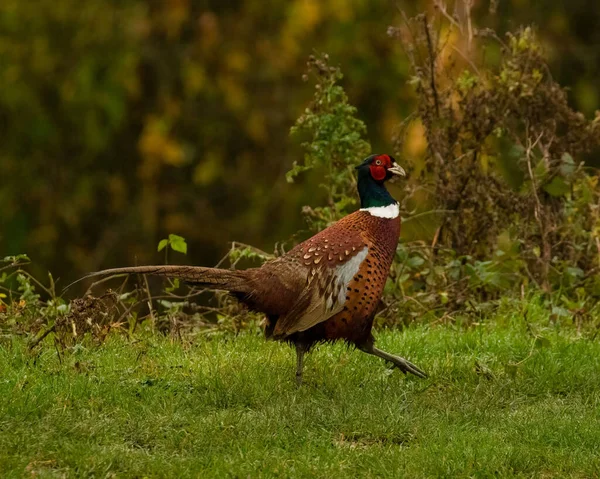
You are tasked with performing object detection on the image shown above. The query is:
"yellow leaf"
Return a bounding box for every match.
[193,152,222,185]
[294,0,321,31]
[183,63,206,95]
[226,51,250,73]
[218,75,247,112]
[163,140,185,166]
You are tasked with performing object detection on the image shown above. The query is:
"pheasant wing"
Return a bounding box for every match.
[273,225,368,338]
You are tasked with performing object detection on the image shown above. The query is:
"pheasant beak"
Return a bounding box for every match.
[388,163,406,176]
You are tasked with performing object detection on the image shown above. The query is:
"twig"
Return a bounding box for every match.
[143,274,155,333]
[422,16,440,117]
[433,0,462,31]
[28,324,57,350]
[525,130,551,291]
[115,301,139,334]
[451,45,480,75]
[464,0,474,51]
[11,269,54,298]
[0,262,28,274]
[524,131,544,222]
[403,209,456,223]
[82,274,129,297]
[216,242,274,269]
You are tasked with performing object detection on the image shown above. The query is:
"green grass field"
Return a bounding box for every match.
[1,302,599,478]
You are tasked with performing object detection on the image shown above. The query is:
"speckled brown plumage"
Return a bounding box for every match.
[268,209,400,345]
[80,154,427,383]
[324,211,400,343]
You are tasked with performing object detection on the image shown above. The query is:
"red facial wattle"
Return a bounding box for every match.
[369,154,392,181]
[370,164,387,181]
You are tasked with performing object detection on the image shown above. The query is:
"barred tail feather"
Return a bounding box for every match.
[71,265,253,293]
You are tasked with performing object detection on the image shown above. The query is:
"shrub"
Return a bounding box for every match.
[289,7,600,323]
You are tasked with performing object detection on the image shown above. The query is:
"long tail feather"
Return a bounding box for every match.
[64,265,252,293]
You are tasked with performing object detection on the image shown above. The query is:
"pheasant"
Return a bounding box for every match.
[82,154,427,383]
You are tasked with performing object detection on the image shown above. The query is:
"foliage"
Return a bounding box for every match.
[158,233,188,255]
[382,8,599,320]
[0,255,121,348]
[1,1,600,330]
[2,0,599,287]
[0,0,422,284]
[1,300,600,476]
[273,5,600,325]
[0,248,259,350]
[1,4,600,473]
[288,53,371,230]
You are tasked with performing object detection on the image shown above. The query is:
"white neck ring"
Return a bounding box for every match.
[359,203,399,219]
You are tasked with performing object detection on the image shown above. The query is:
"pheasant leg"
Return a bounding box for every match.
[358,343,427,379]
[295,343,306,386]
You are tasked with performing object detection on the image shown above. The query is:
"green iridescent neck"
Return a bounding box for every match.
[357,168,397,209]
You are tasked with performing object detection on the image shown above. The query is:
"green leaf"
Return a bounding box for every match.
[551,305,571,318]
[165,278,181,293]
[170,240,187,254]
[559,153,576,176]
[168,234,187,255]
[565,267,584,279]
[168,233,184,242]
[457,70,477,91]
[406,256,425,268]
[157,239,169,252]
[543,176,570,197]
[2,254,30,263]
[534,159,549,182]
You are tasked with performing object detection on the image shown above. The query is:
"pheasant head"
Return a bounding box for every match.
[356,154,405,217]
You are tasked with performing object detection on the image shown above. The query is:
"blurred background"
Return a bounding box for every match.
[1,0,599,285]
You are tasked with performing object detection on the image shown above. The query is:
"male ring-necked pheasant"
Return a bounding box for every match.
[85,154,427,383]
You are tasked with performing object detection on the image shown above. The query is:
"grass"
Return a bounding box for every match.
[1,301,600,477]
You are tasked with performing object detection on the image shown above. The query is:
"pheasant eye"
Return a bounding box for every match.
[375,159,382,166]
